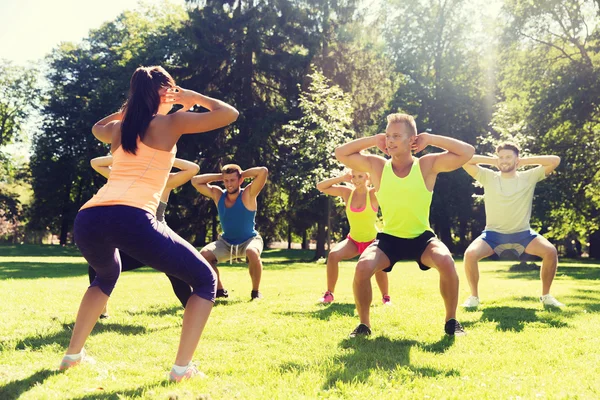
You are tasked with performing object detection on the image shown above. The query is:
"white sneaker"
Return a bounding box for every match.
[540,294,564,307]
[462,296,480,308]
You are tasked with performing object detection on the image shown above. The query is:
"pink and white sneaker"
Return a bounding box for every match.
[319,291,334,304]
[168,363,205,382]
[382,295,392,305]
[59,348,94,370]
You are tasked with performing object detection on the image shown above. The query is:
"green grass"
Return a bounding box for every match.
[1,245,599,399]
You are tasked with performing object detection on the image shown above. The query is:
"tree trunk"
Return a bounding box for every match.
[59,179,73,246]
[287,223,292,250]
[326,197,331,251]
[314,197,328,259]
[301,230,308,250]
[588,230,600,259]
[212,207,218,242]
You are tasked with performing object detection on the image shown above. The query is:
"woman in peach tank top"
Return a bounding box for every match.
[316,170,391,306]
[60,66,239,382]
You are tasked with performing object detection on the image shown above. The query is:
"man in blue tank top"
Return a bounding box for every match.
[192,164,269,300]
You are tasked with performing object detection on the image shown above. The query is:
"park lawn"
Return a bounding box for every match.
[0,245,599,399]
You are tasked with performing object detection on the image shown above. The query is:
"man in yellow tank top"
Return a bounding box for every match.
[336,113,474,337]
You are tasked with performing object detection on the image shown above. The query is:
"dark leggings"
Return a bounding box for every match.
[75,205,216,302]
[87,250,192,307]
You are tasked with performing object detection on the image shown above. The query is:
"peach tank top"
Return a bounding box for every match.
[80,138,175,215]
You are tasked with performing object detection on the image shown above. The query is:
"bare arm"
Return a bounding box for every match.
[168,87,239,135]
[463,155,497,178]
[518,155,561,175]
[191,173,223,201]
[316,173,352,199]
[166,158,200,190]
[334,135,386,174]
[90,155,113,179]
[415,133,475,173]
[242,167,269,197]
[91,112,123,144]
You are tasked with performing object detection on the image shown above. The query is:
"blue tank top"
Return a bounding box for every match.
[217,188,258,245]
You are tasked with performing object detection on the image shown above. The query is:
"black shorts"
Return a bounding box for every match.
[370,231,439,272]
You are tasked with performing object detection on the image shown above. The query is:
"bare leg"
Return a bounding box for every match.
[174,294,213,366]
[326,239,359,293]
[420,241,459,322]
[374,270,389,297]
[66,286,109,354]
[246,248,263,291]
[201,250,222,290]
[463,238,494,298]
[353,246,391,327]
[525,236,558,295]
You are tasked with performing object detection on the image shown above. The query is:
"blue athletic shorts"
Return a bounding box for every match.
[479,229,538,260]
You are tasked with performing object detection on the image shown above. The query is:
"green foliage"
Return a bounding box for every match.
[281,69,354,194]
[382,0,492,249]
[496,0,600,243]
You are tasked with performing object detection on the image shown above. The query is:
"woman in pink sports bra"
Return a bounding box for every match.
[316,170,391,305]
[60,66,238,382]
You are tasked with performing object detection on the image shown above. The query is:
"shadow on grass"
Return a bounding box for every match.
[71,380,194,400]
[323,336,459,388]
[501,263,600,281]
[0,261,88,280]
[479,306,569,331]
[0,244,81,257]
[276,303,356,321]
[0,369,57,400]
[125,304,183,317]
[7,322,152,351]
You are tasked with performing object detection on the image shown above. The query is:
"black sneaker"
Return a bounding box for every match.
[349,323,372,338]
[444,319,466,336]
[99,313,109,320]
[251,290,262,300]
[216,289,229,298]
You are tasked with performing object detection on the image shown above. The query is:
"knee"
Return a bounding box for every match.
[200,250,217,267]
[434,254,457,276]
[355,260,375,281]
[543,245,558,261]
[464,248,481,263]
[246,248,261,263]
[328,250,342,263]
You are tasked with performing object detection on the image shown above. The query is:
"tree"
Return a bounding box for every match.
[382,0,492,250]
[29,4,192,245]
[280,69,355,258]
[496,0,600,255]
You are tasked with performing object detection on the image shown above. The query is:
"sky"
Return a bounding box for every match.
[0,0,186,65]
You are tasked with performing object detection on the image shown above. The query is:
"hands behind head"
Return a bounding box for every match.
[160,86,194,109]
[342,171,353,182]
[411,132,432,154]
[375,133,388,156]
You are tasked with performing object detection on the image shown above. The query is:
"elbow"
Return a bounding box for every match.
[228,107,240,123]
[192,164,200,175]
[553,156,561,167]
[334,146,344,162]
[191,176,201,187]
[261,166,269,177]
[466,144,475,158]
[463,145,475,163]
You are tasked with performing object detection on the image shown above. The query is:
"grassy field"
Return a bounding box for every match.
[1,244,599,399]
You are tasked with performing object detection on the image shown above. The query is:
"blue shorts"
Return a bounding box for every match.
[479,229,538,260]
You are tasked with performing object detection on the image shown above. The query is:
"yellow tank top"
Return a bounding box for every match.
[376,158,432,238]
[345,189,378,242]
[80,139,175,215]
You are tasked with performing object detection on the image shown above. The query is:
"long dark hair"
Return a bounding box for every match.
[120,66,175,154]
